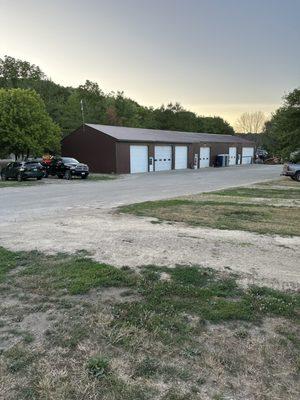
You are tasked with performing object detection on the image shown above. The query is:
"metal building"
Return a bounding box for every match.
[61,124,255,174]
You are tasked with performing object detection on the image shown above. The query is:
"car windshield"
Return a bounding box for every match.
[62,158,79,164]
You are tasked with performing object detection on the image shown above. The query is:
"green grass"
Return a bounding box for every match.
[87,174,117,181]
[87,356,110,378]
[17,253,137,295]
[119,182,300,236]
[1,247,299,399]
[212,187,300,199]
[0,247,25,282]
[0,180,43,188]
[119,199,300,236]
[1,247,298,334]
[5,345,37,373]
[111,265,299,345]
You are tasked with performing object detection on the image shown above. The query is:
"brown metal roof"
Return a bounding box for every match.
[86,124,254,144]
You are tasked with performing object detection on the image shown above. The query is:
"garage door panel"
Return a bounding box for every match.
[175,146,188,169]
[155,146,172,171]
[199,147,210,168]
[242,147,254,164]
[130,145,148,173]
[229,147,237,166]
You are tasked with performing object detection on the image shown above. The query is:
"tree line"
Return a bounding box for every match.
[0,56,235,159]
[0,55,299,159]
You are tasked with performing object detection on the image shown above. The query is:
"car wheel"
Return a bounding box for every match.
[81,175,87,179]
[57,174,64,179]
[1,173,7,181]
[64,170,72,180]
[17,173,23,182]
[294,172,300,182]
[37,177,42,181]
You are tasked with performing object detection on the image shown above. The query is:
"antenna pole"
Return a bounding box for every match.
[80,99,85,132]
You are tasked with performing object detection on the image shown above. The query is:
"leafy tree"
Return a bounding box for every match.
[261,88,300,159]
[0,55,236,137]
[0,88,60,159]
[0,55,45,87]
[200,116,235,135]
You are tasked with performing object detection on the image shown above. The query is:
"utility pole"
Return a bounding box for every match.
[80,99,85,132]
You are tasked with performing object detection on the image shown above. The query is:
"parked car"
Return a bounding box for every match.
[255,148,268,163]
[45,157,89,179]
[281,162,300,181]
[0,161,44,181]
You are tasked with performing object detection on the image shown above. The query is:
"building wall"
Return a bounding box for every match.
[191,142,246,167]
[62,126,117,173]
[62,126,255,174]
[115,141,253,173]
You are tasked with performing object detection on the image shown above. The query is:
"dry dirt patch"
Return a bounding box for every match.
[0,208,299,289]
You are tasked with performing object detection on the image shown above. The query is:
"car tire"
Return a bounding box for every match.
[17,173,23,182]
[1,173,7,181]
[81,175,88,179]
[64,170,72,180]
[57,174,64,179]
[37,177,42,181]
[294,172,300,182]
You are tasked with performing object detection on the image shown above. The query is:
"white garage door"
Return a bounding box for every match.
[175,146,188,169]
[242,147,254,164]
[155,146,172,171]
[130,145,148,173]
[228,147,237,166]
[199,147,210,168]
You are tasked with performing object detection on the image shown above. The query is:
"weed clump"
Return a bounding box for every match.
[87,356,110,379]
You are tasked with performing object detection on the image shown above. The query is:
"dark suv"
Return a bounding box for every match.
[45,157,89,179]
[1,161,44,181]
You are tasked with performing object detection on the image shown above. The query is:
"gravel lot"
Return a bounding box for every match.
[0,164,281,222]
[1,164,299,289]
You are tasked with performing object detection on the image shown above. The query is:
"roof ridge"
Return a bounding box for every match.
[85,123,239,137]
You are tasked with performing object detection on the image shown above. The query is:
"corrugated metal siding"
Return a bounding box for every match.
[62,126,117,173]
[62,125,255,174]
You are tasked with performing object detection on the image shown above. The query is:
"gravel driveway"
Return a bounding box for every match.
[0,164,282,222]
[1,164,298,289]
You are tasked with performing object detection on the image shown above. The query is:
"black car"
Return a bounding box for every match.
[1,161,44,181]
[45,157,89,179]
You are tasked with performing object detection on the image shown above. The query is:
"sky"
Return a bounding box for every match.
[0,0,299,126]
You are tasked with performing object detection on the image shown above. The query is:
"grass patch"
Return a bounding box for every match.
[256,178,300,187]
[87,356,110,378]
[14,251,136,295]
[112,265,299,345]
[0,180,44,188]
[1,247,299,399]
[119,181,300,236]
[213,187,300,199]
[119,199,300,236]
[0,247,25,282]
[87,174,117,181]
[5,345,37,373]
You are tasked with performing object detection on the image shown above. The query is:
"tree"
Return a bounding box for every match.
[0,55,46,87]
[0,55,236,137]
[200,116,235,135]
[235,111,266,133]
[261,88,300,159]
[0,88,61,159]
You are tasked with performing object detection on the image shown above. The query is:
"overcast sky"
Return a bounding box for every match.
[0,0,299,125]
